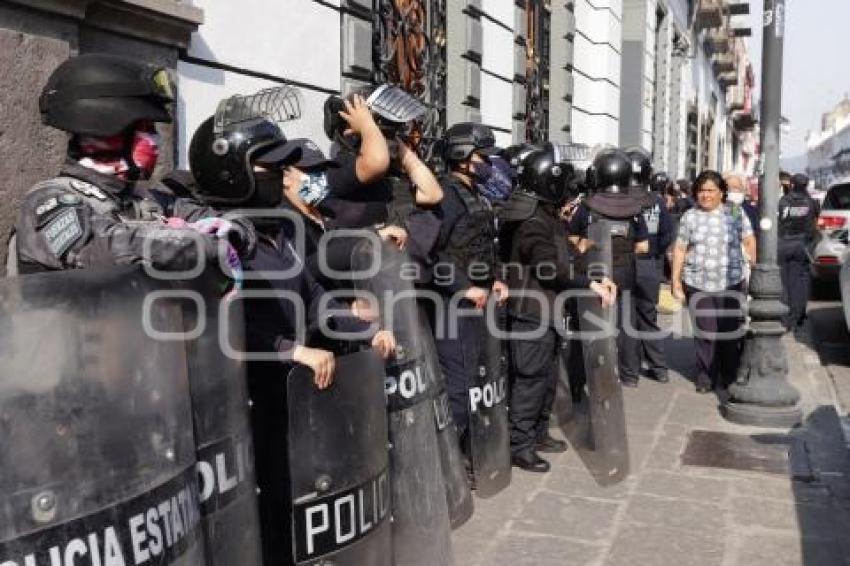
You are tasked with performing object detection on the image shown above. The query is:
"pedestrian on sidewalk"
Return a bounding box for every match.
[724,172,759,285]
[670,170,756,393]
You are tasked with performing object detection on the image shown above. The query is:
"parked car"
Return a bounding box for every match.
[810,180,850,282]
[839,249,850,331]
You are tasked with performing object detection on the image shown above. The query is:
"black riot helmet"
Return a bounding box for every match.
[323,84,426,143]
[625,146,653,187]
[650,171,671,193]
[500,143,538,169]
[189,86,303,207]
[39,54,173,137]
[517,143,575,205]
[442,122,500,164]
[791,173,810,192]
[588,148,633,195]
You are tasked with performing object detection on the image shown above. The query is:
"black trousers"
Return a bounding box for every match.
[566,299,587,400]
[634,256,667,373]
[684,282,745,388]
[508,321,558,455]
[434,304,483,443]
[567,277,641,388]
[614,265,641,383]
[778,237,811,329]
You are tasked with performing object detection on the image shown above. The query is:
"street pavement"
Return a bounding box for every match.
[452,301,850,566]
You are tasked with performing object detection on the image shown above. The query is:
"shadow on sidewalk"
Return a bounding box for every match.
[790,405,850,564]
[660,336,698,384]
[551,355,631,488]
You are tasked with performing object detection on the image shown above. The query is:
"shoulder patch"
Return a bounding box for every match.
[42,208,83,257]
[58,193,82,206]
[35,197,59,217]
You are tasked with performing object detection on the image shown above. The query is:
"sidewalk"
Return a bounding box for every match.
[452,324,850,566]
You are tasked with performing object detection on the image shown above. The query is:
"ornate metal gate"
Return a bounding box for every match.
[374,0,448,166]
[524,0,550,143]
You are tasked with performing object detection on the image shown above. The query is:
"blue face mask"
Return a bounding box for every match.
[297,171,330,205]
[474,158,514,202]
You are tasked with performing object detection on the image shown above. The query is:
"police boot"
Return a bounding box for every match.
[511,449,551,473]
[535,432,568,453]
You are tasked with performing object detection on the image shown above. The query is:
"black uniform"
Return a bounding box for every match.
[569,202,648,385]
[432,174,499,441]
[9,160,255,275]
[320,147,393,229]
[502,193,590,456]
[241,227,373,563]
[777,188,818,329]
[635,194,673,378]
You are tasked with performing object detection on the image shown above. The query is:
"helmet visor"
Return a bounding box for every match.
[214,86,303,135]
[366,84,427,124]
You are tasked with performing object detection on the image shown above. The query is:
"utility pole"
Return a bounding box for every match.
[722,0,802,427]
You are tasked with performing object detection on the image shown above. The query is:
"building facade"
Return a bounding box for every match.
[176,0,752,173]
[806,96,850,188]
[0,0,755,271]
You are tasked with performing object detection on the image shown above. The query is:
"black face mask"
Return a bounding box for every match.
[252,170,283,208]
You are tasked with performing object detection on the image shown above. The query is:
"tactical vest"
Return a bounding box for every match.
[587,210,634,270]
[445,179,498,284]
[778,192,815,239]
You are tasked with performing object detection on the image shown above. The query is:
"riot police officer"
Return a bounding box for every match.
[8,54,255,275]
[625,150,673,382]
[624,147,656,210]
[500,144,616,471]
[778,173,819,334]
[569,148,649,387]
[431,122,508,454]
[188,92,396,564]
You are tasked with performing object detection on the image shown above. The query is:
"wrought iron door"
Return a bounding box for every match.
[374,0,448,166]
[524,0,550,143]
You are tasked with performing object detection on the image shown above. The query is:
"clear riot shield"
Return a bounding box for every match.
[179,271,262,566]
[468,304,512,498]
[286,350,392,566]
[0,267,205,565]
[351,240,456,565]
[577,219,630,484]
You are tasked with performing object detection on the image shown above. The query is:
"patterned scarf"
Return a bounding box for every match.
[76,125,160,180]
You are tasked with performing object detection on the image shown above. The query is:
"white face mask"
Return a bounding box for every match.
[727,192,745,205]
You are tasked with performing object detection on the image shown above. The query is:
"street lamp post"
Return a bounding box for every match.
[722,0,802,427]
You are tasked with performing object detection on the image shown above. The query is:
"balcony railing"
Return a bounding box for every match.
[696,0,724,30]
[733,110,756,132]
[718,70,738,87]
[712,52,735,74]
[729,84,747,111]
[706,28,730,52]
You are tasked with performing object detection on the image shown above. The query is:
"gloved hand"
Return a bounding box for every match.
[221,240,244,292]
[189,217,241,241]
[166,217,244,293]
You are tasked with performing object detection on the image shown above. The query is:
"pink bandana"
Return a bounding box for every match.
[77,126,160,180]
